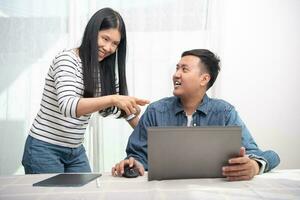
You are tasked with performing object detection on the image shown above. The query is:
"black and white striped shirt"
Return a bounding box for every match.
[29,49,91,148]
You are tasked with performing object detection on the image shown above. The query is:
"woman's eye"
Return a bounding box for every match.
[102,37,108,41]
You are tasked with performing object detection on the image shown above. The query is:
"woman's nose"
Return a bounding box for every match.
[103,44,111,52]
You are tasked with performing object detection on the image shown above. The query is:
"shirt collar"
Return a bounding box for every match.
[196,94,209,115]
[174,97,184,114]
[174,94,210,115]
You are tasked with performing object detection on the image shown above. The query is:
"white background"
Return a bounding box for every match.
[0,0,299,175]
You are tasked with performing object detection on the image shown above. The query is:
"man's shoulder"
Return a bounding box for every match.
[147,96,177,112]
[207,97,235,112]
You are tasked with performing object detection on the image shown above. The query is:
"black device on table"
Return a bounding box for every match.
[33,173,101,187]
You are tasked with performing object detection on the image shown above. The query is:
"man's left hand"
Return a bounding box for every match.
[222,147,259,181]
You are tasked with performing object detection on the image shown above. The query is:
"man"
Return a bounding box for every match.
[112,49,280,181]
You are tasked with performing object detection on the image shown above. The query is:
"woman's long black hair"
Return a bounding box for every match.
[79,8,127,117]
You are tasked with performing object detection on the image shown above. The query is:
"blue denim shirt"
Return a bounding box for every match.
[126,94,280,172]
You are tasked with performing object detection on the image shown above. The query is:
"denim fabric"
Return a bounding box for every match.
[126,94,280,172]
[22,135,91,174]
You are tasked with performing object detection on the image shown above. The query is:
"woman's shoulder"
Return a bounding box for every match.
[54,49,81,63]
[51,49,82,71]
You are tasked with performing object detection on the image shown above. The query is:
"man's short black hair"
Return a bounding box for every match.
[181,49,220,90]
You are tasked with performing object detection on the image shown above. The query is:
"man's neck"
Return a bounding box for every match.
[181,93,205,115]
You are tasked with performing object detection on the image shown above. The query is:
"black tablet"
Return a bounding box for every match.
[33,173,101,187]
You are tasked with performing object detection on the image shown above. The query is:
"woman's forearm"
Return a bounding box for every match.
[76,95,115,117]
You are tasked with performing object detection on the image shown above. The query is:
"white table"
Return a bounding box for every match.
[0,169,299,200]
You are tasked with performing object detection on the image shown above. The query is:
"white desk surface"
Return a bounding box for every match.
[0,169,299,200]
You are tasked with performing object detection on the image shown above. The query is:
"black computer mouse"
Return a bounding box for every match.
[122,165,139,178]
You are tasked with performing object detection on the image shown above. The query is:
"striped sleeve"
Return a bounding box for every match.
[51,53,80,118]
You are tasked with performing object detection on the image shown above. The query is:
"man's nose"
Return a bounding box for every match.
[174,70,181,77]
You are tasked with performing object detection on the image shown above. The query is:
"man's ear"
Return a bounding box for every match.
[200,73,211,87]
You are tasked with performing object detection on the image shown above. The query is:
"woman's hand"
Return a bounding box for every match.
[111,95,149,116]
[76,95,149,118]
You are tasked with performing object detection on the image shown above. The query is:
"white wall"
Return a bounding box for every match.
[216,0,300,169]
[1,0,299,175]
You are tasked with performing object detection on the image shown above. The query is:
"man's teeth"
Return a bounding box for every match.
[175,81,181,85]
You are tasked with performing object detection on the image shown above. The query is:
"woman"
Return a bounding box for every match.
[22,8,149,174]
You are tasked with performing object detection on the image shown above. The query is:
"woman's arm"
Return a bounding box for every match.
[76,95,149,118]
[76,95,114,117]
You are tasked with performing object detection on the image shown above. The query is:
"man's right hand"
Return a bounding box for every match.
[111,157,145,177]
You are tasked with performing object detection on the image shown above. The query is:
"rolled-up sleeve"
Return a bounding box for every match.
[126,106,156,170]
[226,106,280,172]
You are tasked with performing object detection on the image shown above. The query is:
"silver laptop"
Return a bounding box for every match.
[147,126,241,181]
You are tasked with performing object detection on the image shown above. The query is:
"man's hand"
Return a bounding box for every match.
[111,157,145,177]
[222,147,260,181]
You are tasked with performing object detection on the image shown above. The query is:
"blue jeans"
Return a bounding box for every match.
[22,135,91,174]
